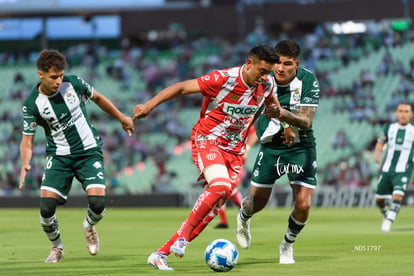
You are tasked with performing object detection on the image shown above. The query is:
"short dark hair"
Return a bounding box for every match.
[248,44,279,64]
[36,49,66,72]
[274,40,301,59]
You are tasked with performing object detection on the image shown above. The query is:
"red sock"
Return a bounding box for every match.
[219,204,227,224]
[232,189,242,209]
[181,182,231,240]
[157,232,179,256]
[190,206,220,242]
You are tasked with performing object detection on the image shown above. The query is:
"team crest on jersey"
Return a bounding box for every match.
[66,92,77,104]
[206,152,217,161]
[292,89,301,102]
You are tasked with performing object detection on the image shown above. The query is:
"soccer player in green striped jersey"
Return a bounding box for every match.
[236,40,319,264]
[375,102,414,232]
[19,49,134,262]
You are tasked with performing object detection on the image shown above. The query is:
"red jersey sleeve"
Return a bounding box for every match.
[197,70,227,97]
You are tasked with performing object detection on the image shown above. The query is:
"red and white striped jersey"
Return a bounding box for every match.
[192,65,276,155]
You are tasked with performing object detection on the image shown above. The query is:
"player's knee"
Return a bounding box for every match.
[295,200,311,213]
[209,178,232,199]
[87,196,106,214]
[40,197,58,218]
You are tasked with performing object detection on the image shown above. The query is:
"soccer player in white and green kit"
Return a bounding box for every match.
[19,49,134,263]
[236,40,319,264]
[375,102,414,232]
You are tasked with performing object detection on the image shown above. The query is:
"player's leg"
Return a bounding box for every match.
[170,164,232,257]
[279,147,317,264]
[375,173,392,218]
[279,184,314,264]
[236,146,279,249]
[375,173,394,232]
[76,149,107,255]
[382,173,409,232]
[215,165,244,229]
[40,191,65,263]
[40,155,72,263]
[215,203,229,228]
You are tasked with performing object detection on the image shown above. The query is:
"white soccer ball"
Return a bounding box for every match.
[204,239,239,272]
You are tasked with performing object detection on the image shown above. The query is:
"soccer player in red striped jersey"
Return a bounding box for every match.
[133,45,293,271]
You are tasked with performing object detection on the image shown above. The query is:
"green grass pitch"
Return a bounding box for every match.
[1,206,413,275]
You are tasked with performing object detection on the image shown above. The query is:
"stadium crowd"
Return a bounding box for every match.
[1,22,414,195]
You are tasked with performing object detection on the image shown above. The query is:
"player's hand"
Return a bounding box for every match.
[264,104,284,119]
[282,127,296,147]
[374,155,381,163]
[133,104,151,121]
[19,165,31,189]
[121,115,134,136]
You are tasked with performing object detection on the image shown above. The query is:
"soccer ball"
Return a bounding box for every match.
[204,239,239,272]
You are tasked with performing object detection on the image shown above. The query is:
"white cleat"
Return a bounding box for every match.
[236,211,251,249]
[148,251,174,271]
[83,219,99,255]
[170,238,189,258]
[381,219,392,232]
[45,247,64,263]
[279,240,295,264]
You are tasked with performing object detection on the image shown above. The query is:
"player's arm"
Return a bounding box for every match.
[92,89,134,136]
[374,135,386,163]
[19,134,34,189]
[133,79,201,120]
[264,95,296,146]
[264,105,316,130]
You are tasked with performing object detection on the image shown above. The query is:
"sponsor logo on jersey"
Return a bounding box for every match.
[303,96,317,104]
[275,156,304,175]
[223,103,258,116]
[23,121,36,131]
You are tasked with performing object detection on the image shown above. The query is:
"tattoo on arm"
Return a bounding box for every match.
[282,106,317,129]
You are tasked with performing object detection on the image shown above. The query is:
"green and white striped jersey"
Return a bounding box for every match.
[22,75,102,156]
[256,67,320,149]
[380,122,414,173]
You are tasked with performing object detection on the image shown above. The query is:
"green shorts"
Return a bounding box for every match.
[375,171,412,197]
[250,145,317,189]
[41,148,106,199]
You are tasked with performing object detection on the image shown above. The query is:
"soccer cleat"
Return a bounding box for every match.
[279,240,295,264]
[381,219,392,232]
[83,219,100,255]
[214,223,229,229]
[170,237,189,258]
[148,251,174,271]
[45,247,64,263]
[235,211,251,249]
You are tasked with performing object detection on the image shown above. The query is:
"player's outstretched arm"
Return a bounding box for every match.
[92,90,134,136]
[19,135,34,189]
[133,79,201,121]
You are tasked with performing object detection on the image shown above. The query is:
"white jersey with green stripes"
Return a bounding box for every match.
[256,67,319,149]
[22,75,102,156]
[381,122,414,173]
